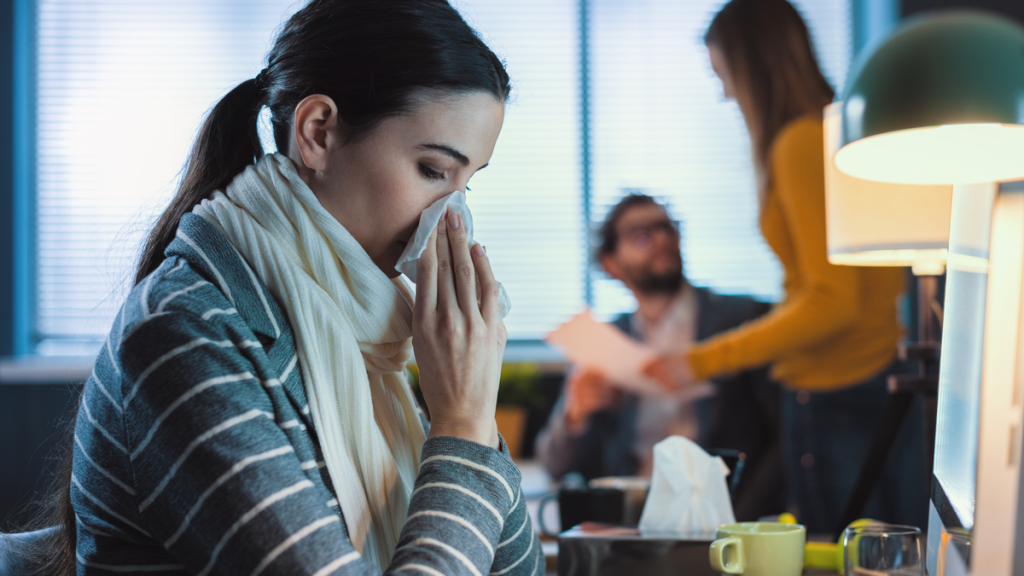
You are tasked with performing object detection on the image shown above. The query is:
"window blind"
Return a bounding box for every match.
[34,0,581,351]
[33,0,849,352]
[35,0,300,355]
[444,0,584,340]
[588,0,852,319]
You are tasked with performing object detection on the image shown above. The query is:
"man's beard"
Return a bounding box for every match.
[634,270,684,295]
[626,257,685,295]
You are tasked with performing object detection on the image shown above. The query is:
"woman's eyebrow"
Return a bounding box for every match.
[419,143,470,166]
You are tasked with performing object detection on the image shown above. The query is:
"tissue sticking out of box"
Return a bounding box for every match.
[638,436,736,534]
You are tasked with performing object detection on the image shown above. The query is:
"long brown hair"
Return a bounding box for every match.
[705,0,834,190]
[134,0,511,285]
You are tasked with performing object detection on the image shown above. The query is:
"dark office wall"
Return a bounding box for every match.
[903,0,1024,24]
[0,383,81,531]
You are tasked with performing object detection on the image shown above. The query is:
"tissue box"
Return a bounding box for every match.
[557,523,718,576]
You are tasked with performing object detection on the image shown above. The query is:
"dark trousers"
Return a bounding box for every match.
[782,364,930,535]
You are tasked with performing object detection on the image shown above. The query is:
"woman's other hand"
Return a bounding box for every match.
[642,353,695,392]
[413,209,507,449]
[563,367,619,432]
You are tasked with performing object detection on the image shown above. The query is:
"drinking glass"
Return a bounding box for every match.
[843,524,924,576]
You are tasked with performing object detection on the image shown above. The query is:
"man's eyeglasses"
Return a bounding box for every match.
[618,219,679,249]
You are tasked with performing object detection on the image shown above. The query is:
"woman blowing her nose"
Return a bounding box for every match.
[644,0,925,534]
[44,1,541,574]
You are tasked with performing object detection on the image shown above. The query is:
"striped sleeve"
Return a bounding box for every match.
[121,308,539,575]
[392,437,542,576]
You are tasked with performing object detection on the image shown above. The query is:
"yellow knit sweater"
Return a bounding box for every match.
[687,116,905,390]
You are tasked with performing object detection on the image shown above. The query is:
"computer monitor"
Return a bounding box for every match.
[928,179,1024,576]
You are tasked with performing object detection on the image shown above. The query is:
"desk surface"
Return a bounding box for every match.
[517,460,842,576]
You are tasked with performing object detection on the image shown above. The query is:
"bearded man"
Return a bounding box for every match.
[535,194,784,521]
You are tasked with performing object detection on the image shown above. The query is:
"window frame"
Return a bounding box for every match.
[4,0,36,358]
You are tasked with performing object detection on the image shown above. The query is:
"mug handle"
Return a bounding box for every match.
[536,492,559,537]
[709,537,745,574]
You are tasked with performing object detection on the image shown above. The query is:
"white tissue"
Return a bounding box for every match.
[637,436,736,533]
[394,191,511,319]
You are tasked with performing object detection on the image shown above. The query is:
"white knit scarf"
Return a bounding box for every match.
[193,153,426,571]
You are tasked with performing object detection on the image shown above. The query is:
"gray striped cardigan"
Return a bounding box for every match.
[71,213,542,575]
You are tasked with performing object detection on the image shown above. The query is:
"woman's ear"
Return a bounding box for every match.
[291,94,341,172]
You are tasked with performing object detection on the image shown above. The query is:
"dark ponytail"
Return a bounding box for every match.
[135,79,264,284]
[134,0,511,284]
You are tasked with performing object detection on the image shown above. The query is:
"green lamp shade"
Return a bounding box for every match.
[836,11,1024,185]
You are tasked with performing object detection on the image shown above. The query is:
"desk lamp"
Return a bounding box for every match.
[836,10,1024,576]
[823,101,952,538]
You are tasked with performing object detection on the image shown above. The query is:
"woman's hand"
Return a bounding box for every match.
[563,367,619,431]
[642,352,695,392]
[413,209,507,449]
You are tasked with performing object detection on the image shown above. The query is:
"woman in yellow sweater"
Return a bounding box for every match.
[646,0,926,533]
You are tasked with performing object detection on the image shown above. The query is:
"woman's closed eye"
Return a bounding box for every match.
[418,163,446,181]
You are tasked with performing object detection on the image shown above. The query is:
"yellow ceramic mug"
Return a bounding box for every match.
[709,522,806,576]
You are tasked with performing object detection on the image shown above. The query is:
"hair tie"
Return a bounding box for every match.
[253,68,268,93]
